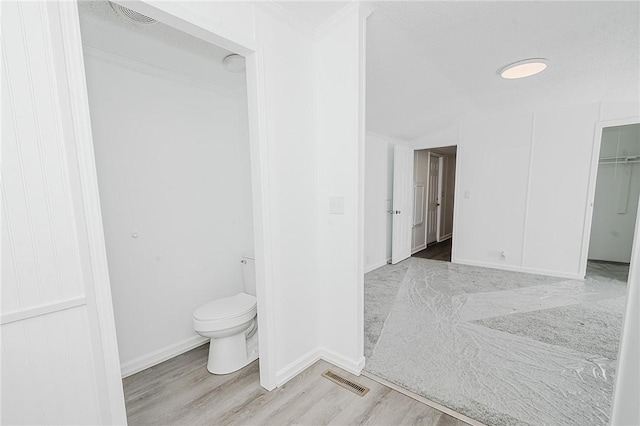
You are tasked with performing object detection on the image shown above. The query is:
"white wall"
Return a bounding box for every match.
[405,101,639,276]
[4,0,369,421]
[251,5,321,383]
[82,34,253,373]
[589,124,640,263]
[7,2,640,424]
[411,101,640,278]
[611,199,640,425]
[523,104,601,275]
[2,2,126,424]
[316,3,369,372]
[88,0,369,389]
[454,111,533,269]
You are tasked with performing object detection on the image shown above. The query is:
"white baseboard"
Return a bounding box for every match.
[364,260,389,273]
[275,347,366,387]
[319,347,365,376]
[275,348,322,387]
[438,234,452,241]
[454,258,583,280]
[121,335,209,378]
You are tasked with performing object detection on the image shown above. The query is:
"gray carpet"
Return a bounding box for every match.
[364,260,410,358]
[364,259,628,426]
[474,297,626,360]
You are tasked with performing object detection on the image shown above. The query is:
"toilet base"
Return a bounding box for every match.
[206,331,259,374]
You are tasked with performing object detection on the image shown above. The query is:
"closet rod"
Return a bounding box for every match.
[599,155,640,161]
[599,160,640,165]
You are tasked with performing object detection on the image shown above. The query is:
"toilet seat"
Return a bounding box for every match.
[193,292,256,332]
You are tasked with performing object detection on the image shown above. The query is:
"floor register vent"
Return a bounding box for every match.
[321,370,370,397]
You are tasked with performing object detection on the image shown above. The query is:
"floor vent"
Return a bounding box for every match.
[321,370,370,397]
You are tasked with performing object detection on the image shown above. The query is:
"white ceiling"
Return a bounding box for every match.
[78,1,639,143]
[365,1,640,142]
[275,1,349,29]
[77,1,245,90]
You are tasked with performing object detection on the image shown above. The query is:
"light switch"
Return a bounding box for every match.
[464,190,471,199]
[329,196,345,215]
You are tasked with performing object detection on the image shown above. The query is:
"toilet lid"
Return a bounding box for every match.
[193,292,256,321]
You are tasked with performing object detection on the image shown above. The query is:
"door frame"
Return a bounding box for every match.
[580,116,640,277]
[436,155,444,242]
[55,4,278,417]
[424,152,442,245]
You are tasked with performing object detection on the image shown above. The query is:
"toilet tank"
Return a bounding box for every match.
[242,252,256,296]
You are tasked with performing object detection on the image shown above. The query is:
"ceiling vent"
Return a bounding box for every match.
[109,2,156,25]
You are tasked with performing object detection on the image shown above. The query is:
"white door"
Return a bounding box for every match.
[392,145,414,264]
[425,153,441,244]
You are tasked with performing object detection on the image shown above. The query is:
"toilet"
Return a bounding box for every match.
[193,253,258,374]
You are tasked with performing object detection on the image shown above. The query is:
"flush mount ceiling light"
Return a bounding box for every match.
[223,54,246,73]
[499,58,549,79]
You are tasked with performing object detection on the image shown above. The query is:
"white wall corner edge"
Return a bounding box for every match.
[318,347,365,376]
[453,258,583,280]
[364,260,389,274]
[610,197,640,426]
[120,335,209,378]
[275,349,323,387]
[275,347,366,388]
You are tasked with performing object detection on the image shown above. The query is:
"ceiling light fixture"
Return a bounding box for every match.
[223,54,246,73]
[499,58,549,79]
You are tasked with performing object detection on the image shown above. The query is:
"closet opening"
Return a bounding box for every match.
[585,122,640,278]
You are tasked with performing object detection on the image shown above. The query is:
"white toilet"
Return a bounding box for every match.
[193,253,258,374]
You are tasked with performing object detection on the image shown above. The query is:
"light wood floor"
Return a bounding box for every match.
[123,344,468,425]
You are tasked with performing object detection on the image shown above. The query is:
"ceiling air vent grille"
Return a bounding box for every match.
[321,370,370,397]
[110,2,156,24]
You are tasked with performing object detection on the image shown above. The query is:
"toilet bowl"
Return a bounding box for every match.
[193,292,257,374]
[193,253,259,374]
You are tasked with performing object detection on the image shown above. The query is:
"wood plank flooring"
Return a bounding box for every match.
[413,239,452,262]
[123,344,468,425]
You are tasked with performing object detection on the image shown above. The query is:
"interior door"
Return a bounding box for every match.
[392,145,414,264]
[426,153,440,244]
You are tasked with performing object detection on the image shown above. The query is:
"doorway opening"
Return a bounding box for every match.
[586,122,640,278]
[75,0,271,393]
[411,146,457,262]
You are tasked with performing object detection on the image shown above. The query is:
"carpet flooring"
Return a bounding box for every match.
[364,258,628,426]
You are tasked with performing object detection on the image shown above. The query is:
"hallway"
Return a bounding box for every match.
[413,239,452,262]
